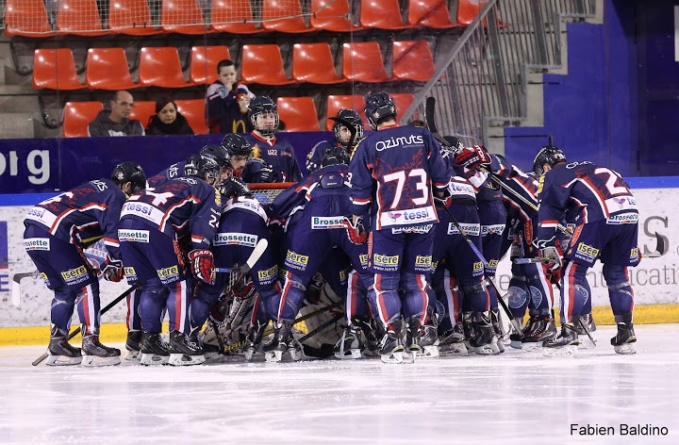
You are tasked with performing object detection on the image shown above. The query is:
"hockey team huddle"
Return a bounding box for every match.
[22,92,641,367]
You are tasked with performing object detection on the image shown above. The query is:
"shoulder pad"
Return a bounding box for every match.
[320,171,344,189]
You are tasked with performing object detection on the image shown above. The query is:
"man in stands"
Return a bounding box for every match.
[88,90,145,137]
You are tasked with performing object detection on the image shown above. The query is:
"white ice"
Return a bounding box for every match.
[1,324,678,445]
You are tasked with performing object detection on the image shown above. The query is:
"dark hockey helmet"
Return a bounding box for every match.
[111,161,146,195]
[329,109,364,147]
[218,176,252,199]
[200,144,232,169]
[364,91,396,130]
[321,146,350,167]
[184,153,220,185]
[248,96,279,136]
[219,133,253,158]
[533,145,567,176]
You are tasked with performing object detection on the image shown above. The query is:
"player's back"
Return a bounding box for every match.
[147,161,185,187]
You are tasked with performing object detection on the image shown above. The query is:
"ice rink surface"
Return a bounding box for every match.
[1,324,678,445]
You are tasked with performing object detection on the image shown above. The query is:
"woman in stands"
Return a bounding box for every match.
[146,96,195,135]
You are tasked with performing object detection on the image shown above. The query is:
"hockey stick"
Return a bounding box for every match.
[32,283,141,366]
[298,312,343,344]
[552,280,596,347]
[11,271,40,307]
[214,238,269,274]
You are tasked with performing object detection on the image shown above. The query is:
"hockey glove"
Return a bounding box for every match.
[102,256,124,282]
[455,145,491,170]
[539,245,563,273]
[259,164,274,183]
[343,217,368,245]
[188,249,216,285]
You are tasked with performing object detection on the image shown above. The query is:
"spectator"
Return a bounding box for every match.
[206,59,255,134]
[146,96,194,135]
[88,91,145,137]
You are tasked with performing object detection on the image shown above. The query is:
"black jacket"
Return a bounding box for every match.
[145,113,195,135]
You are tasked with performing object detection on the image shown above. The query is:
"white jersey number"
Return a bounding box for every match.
[383,168,429,209]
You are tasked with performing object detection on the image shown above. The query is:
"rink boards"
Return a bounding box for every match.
[1,184,679,345]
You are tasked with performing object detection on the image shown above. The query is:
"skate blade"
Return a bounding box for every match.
[380,351,404,364]
[422,345,439,358]
[287,348,305,362]
[473,344,501,355]
[168,353,205,366]
[440,343,468,355]
[244,348,257,361]
[542,345,578,357]
[81,355,121,367]
[613,343,636,355]
[125,350,140,361]
[509,340,523,350]
[265,350,283,363]
[139,353,169,366]
[334,349,363,360]
[45,354,82,366]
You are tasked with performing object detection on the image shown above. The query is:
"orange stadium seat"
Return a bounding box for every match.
[310,0,363,32]
[108,0,158,35]
[4,0,55,37]
[175,99,208,134]
[277,97,321,132]
[241,44,293,85]
[390,93,416,118]
[138,47,190,88]
[211,0,260,34]
[32,49,83,90]
[190,46,232,85]
[292,43,343,84]
[63,101,104,137]
[325,95,367,131]
[342,42,389,83]
[56,0,108,36]
[457,0,501,26]
[408,0,457,29]
[86,48,137,90]
[391,40,436,82]
[129,101,156,129]
[161,0,209,35]
[359,0,409,30]
[261,0,312,33]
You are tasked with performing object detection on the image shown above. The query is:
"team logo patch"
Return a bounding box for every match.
[392,224,433,234]
[359,253,369,268]
[257,265,278,282]
[124,267,136,277]
[447,223,480,236]
[24,238,50,251]
[472,261,484,272]
[285,251,309,271]
[630,247,640,263]
[157,265,180,282]
[61,265,89,285]
[488,259,499,268]
[607,213,639,225]
[481,224,506,236]
[575,243,599,261]
[414,255,432,267]
[373,254,399,266]
[214,232,258,247]
[311,216,345,229]
[508,285,529,309]
[383,206,436,227]
[118,229,150,243]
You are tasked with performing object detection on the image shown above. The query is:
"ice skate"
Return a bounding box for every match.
[81,330,121,367]
[509,317,530,350]
[334,325,363,360]
[46,328,82,366]
[139,332,170,366]
[439,322,468,355]
[419,324,440,358]
[244,320,268,361]
[168,330,205,366]
[462,312,476,351]
[357,318,381,357]
[521,317,557,351]
[611,312,636,355]
[470,312,501,355]
[575,313,598,347]
[542,323,580,357]
[403,318,423,363]
[125,330,141,361]
[490,308,505,353]
[379,320,404,364]
[263,320,303,362]
[189,327,222,360]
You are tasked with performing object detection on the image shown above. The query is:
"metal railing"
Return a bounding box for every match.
[402,0,598,148]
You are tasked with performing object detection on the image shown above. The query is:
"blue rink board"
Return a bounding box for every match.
[0,176,677,207]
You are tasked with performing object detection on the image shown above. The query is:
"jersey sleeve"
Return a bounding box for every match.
[425,132,453,192]
[536,169,570,241]
[348,141,372,216]
[190,185,221,249]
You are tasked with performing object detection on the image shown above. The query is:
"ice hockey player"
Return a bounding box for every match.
[242,96,303,183]
[118,154,221,366]
[533,146,640,354]
[306,109,364,174]
[348,91,452,363]
[23,161,146,367]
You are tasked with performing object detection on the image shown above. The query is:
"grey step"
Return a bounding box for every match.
[0,113,35,139]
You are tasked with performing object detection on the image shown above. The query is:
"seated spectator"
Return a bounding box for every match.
[146,96,195,135]
[88,91,145,137]
[206,59,255,134]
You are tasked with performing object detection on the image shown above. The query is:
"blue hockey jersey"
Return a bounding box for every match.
[24,178,127,259]
[242,132,303,183]
[349,124,452,230]
[147,160,185,188]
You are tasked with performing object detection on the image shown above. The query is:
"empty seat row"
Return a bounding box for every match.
[32,41,435,91]
[61,94,415,137]
[5,0,476,37]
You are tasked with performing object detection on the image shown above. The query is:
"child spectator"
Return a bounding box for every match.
[206,60,255,134]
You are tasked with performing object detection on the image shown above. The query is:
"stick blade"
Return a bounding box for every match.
[245,238,269,271]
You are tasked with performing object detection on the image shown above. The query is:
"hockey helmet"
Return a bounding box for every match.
[200,144,232,169]
[441,135,465,155]
[219,133,253,158]
[111,161,146,195]
[533,145,566,176]
[364,92,396,130]
[321,146,351,167]
[329,109,364,147]
[218,176,252,200]
[248,96,279,136]
[184,153,220,185]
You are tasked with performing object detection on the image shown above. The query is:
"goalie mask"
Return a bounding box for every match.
[248,96,279,137]
[329,109,364,148]
[533,145,566,177]
[111,161,146,196]
[184,153,220,185]
[364,91,396,130]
